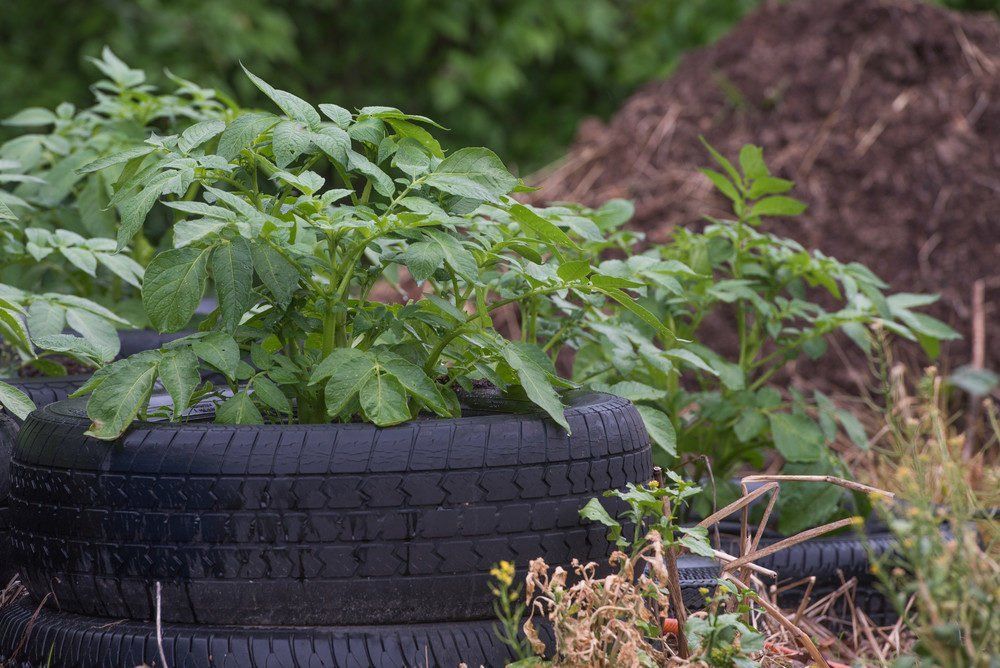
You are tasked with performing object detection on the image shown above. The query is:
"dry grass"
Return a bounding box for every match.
[510,475,900,667]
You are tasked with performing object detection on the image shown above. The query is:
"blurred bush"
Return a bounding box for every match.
[0,0,758,171]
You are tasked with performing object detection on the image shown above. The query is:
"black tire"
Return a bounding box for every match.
[0,599,520,668]
[773,578,898,629]
[11,391,669,626]
[0,376,92,586]
[0,376,91,422]
[716,524,896,584]
[116,328,185,359]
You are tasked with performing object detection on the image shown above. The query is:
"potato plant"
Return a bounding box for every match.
[0,50,232,415]
[547,143,960,531]
[73,67,670,439]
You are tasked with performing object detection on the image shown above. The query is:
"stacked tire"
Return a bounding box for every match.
[0,375,93,584]
[0,392,716,666]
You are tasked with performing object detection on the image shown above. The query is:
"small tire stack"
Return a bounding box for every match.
[0,392,719,667]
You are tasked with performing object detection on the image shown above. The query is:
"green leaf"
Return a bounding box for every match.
[191,332,241,379]
[32,334,104,366]
[895,311,961,342]
[747,176,794,198]
[594,285,673,343]
[251,243,299,306]
[59,247,97,276]
[3,107,56,127]
[65,307,120,360]
[393,138,432,176]
[217,112,278,160]
[216,391,264,425]
[678,526,716,558]
[423,147,517,202]
[115,169,173,250]
[388,121,443,159]
[701,168,740,204]
[319,103,352,128]
[591,273,644,290]
[0,380,35,420]
[738,144,768,180]
[242,66,320,127]
[346,149,394,197]
[0,199,17,221]
[776,475,844,534]
[26,301,66,339]
[556,259,591,282]
[836,409,868,450]
[396,241,445,282]
[422,229,477,279]
[142,247,210,333]
[310,126,351,165]
[96,252,145,289]
[251,375,292,414]
[750,196,807,218]
[700,137,741,185]
[0,302,31,352]
[635,406,676,457]
[271,120,312,168]
[734,410,766,443]
[173,219,228,248]
[594,199,634,230]
[948,365,999,397]
[604,381,667,402]
[311,346,367,385]
[359,369,410,425]
[508,204,575,249]
[323,351,377,416]
[377,351,448,416]
[501,343,569,433]
[85,353,160,439]
[767,412,824,462]
[210,237,254,332]
[158,347,200,419]
[580,498,620,531]
[77,145,156,174]
[178,120,226,154]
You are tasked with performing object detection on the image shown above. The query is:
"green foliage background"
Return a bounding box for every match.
[0,0,760,172]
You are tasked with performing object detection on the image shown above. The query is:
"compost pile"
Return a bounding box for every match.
[532,0,1000,372]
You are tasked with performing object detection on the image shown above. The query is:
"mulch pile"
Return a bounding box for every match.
[531,0,1000,374]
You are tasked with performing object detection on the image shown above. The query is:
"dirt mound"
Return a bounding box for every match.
[532,0,1000,373]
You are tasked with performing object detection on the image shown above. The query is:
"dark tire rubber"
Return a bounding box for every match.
[717,526,896,585]
[0,599,519,668]
[775,579,899,629]
[11,392,666,626]
[0,376,92,585]
[116,328,185,359]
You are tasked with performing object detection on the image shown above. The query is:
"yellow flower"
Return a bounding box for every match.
[491,560,515,587]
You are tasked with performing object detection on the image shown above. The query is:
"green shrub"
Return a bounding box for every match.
[0,51,230,396]
[1,50,228,315]
[0,0,759,171]
[70,67,669,438]
[546,143,959,531]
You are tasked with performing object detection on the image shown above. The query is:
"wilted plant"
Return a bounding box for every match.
[72,67,670,438]
[490,478,834,667]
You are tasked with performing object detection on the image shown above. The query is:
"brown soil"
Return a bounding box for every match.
[531,0,1000,375]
